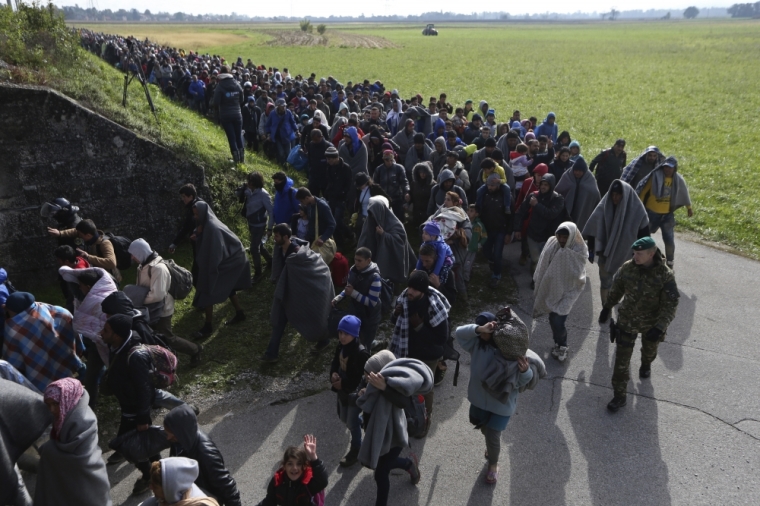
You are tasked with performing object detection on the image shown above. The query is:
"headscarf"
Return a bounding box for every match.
[312,109,330,129]
[44,378,84,440]
[345,126,361,153]
[532,222,588,317]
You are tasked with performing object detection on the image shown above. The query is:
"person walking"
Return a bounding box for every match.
[589,139,627,197]
[604,237,680,412]
[213,65,245,163]
[532,223,589,362]
[238,172,274,284]
[475,174,512,288]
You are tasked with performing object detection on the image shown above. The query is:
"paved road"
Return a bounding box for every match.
[58,234,760,505]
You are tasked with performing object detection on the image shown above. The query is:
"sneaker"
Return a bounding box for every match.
[639,364,651,379]
[488,276,500,288]
[598,307,611,324]
[310,340,331,355]
[407,453,421,485]
[607,395,627,413]
[107,452,125,465]
[251,273,265,285]
[339,446,359,467]
[258,354,279,364]
[433,364,447,386]
[193,323,213,339]
[666,260,674,269]
[550,344,560,358]
[414,415,431,439]
[556,346,568,362]
[132,477,150,495]
[190,345,203,367]
[224,311,246,326]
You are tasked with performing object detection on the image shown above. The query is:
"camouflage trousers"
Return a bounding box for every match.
[611,331,663,397]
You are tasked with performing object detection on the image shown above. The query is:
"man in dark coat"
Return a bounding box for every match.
[164,404,242,506]
[306,129,333,197]
[590,139,627,197]
[373,149,410,221]
[514,174,567,273]
[324,146,355,242]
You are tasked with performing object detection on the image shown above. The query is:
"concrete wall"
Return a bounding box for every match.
[0,84,207,288]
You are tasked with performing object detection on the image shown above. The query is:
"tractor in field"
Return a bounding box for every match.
[422,24,438,36]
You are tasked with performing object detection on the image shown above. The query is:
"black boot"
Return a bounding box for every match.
[239,149,245,163]
[607,395,627,413]
[639,364,651,379]
[339,446,360,467]
[598,307,611,324]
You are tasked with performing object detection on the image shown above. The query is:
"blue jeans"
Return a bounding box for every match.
[338,401,363,449]
[482,231,506,277]
[221,116,244,155]
[275,138,291,166]
[647,209,675,262]
[549,312,568,347]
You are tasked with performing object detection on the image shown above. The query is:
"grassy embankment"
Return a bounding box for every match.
[80,20,760,258]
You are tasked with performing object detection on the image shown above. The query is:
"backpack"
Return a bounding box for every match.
[404,393,428,439]
[329,252,349,288]
[308,489,325,506]
[160,259,193,300]
[379,278,395,313]
[128,344,178,389]
[104,232,133,270]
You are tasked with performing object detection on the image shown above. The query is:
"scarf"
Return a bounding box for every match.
[532,222,588,317]
[390,287,451,358]
[44,378,84,440]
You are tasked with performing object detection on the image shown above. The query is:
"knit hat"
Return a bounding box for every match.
[275,98,286,107]
[354,172,370,188]
[101,291,134,316]
[533,163,549,176]
[471,113,482,122]
[364,350,396,374]
[486,109,495,117]
[338,315,361,339]
[413,133,425,144]
[487,173,501,185]
[5,292,35,314]
[507,130,519,140]
[485,138,496,148]
[407,270,430,293]
[325,146,339,157]
[632,237,656,251]
[106,314,133,341]
[128,238,152,265]
[423,221,441,236]
[569,140,581,151]
[475,312,497,325]
[383,149,395,159]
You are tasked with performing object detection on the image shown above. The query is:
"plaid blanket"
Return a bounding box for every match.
[390,287,451,358]
[3,302,83,392]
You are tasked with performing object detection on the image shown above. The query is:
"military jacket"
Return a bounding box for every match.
[606,250,679,334]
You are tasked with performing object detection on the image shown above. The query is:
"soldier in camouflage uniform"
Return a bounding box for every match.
[603,236,679,412]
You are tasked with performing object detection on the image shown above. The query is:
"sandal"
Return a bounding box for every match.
[485,466,499,485]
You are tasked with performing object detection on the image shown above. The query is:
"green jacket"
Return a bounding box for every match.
[605,249,679,334]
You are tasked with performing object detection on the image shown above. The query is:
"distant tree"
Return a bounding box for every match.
[316,23,326,34]
[173,11,185,21]
[129,8,140,21]
[299,19,312,32]
[662,12,671,19]
[727,3,760,17]
[500,13,510,20]
[609,8,619,20]
[144,9,152,16]
[683,6,699,18]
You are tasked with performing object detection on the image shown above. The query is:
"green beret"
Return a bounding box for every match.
[632,237,656,251]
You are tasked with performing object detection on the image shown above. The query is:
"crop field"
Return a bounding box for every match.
[78,20,760,258]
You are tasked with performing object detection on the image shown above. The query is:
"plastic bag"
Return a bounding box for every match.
[108,426,171,463]
[286,145,308,171]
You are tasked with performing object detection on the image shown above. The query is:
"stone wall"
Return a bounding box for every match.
[0,84,208,288]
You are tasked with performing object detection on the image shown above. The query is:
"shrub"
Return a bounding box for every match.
[316,24,326,35]
[299,19,312,33]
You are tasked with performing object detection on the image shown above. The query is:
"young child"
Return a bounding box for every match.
[330,315,370,467]
[463,205,488,282]
[510,143,531,191]
[295,206,309,241]
[256,435,327,506]
[415,221,454,280]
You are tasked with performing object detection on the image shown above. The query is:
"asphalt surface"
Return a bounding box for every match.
[29,233,760,505]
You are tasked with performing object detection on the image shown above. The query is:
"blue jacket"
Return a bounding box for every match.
[415,239,452,276]
[456,324,533,417]
[273,177,300,225]
[534,119,558,143]
[266,109,297,143]
[188,80,205,100]
[475,183,512,214]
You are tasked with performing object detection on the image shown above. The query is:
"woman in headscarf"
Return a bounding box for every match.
[532,223,588,362]
[556,130,572,151]
[35,378,112,506]
[191,201,251,338]
[357,196,416,283]
[385,98,403,136]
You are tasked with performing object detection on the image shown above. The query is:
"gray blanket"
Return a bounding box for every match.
[404,144,434,178]
[35,390,112,506]
[192,201,252,308]
[339,139,369,206]
[0,379,52,505]
[635,157,691,212]
[555,169,601,231]
[356,358,433,469]
[270,238,334,342]
[582,180,649,273]
[480,349,547,403]
[357,197,416,283]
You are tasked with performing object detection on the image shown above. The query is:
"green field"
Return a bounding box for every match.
[78,20,760,258]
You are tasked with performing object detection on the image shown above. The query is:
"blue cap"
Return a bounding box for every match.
[475,312,496,326]
[338,315,361,339]
[423,221,441,236]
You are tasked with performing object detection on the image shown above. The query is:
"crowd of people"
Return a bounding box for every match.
[0,29,693,506]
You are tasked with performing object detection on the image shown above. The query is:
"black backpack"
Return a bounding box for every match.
[379,278,395,313]
[104,232,133,270]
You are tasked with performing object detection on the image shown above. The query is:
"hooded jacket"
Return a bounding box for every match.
[106,329,154,424]
[357,197,416,283]
[514,174,568,242]
[635,156,691,214]
[555,163,601,232]
[257,459,328,506]
[212,74,244,121]
[427,168,468,215]
[410,162,436,226]
[164,405,242,506]
[374,160,409,201]
[430,137,449,177]
[534,114,558,143]
[140,457,207,505]
[273,177,300,225]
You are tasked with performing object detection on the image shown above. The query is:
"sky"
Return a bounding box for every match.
[57,1,733,17]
